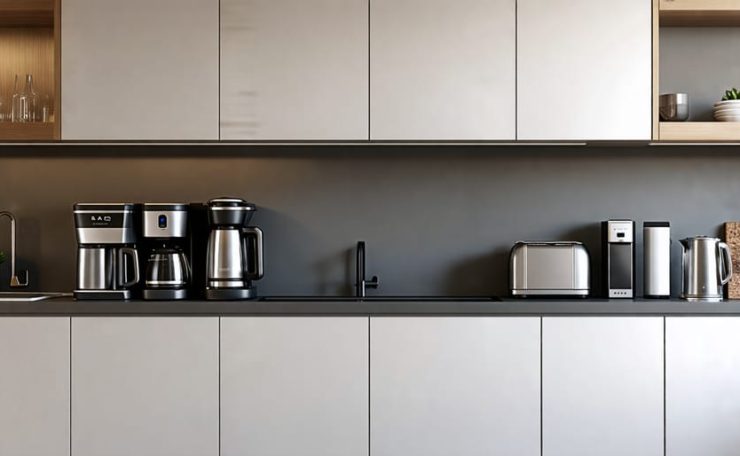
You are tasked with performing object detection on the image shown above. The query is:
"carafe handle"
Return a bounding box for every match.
[242,227,264,280]
[118,247,140,289]
[719,242,733,286]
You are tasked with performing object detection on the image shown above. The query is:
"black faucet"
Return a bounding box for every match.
[356,241,378,298]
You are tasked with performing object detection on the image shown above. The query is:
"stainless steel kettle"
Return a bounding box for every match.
[680,236,733,301]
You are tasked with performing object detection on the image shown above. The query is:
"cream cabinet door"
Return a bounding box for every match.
[0,317,69,456]
[666,317,740,456]
[371,317,540,456]
[371,0,516,140]
[221,317,368,456]
[543,317,663,456]
[518,0,651,140]
[62,0,219,139]
[221,0,369,140]
[71,317,218,456]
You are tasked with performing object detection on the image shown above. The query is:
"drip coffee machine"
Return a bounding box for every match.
[141,204,192,300]
[73,203,141,300]
[205,197,264,300]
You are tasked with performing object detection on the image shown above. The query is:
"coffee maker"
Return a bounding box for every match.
[205,197,264,300]
[141,204,193,300]
[73,203,141,300]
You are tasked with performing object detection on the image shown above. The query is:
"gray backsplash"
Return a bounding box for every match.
[0,145,738,298]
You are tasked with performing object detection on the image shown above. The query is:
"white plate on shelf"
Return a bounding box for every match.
[714,99,740,107]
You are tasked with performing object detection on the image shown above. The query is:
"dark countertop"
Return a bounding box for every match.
[2,297,740,315]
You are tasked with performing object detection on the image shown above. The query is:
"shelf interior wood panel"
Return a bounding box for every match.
[660,0,740,26]
[659,121,740,141]
[0,0,54,27]
[0,122,54,140]
[0,27,56,139]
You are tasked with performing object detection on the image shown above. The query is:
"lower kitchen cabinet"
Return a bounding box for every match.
[0,317,70,456]
[71,317,219,456]
[543,317,663,456]
[370,317,540,456]
[666,317,740,456]
[221,317,369,456]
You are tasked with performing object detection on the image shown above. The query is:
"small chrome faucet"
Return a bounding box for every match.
[356,241,378,298]
[0,212,29,288]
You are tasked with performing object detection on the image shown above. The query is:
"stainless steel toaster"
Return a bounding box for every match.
[509,241,590,297]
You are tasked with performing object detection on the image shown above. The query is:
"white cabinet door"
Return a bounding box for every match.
[666,317,740,456]
[370,0,515,140]
[221,0,368,140]
[221,317,368,456]
[0,317,69,456]
[518,0,651,140]
[371,317,540,456]
[543,317,663,456]
[62,0,219,140]
[71,317,218,456]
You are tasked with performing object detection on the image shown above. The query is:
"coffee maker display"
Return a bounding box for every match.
[142,204,193,300]
[73,203,141,300]
[205,197,264,300]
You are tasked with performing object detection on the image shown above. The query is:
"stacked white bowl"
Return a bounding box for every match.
[714,100,740,122]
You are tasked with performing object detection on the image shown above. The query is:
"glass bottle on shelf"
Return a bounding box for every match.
[0,93,6,122]
[11,75,19,123]
[17,74,38,123]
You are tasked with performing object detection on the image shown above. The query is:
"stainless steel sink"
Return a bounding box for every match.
[0,292,72,302]
[260,296,499,302]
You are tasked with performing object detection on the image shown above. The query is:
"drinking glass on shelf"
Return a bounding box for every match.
[38,93,51,123]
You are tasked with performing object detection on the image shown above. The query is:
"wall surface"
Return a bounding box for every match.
[0,145,738,298]
[661,27,740,121]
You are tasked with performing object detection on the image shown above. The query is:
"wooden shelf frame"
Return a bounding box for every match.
[659,122,740,141]
[660,0,740,26]
[0,0,54,27]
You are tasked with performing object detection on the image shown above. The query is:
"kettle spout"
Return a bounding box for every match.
[679,238,690,250]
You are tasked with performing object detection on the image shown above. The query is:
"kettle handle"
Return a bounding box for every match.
[719,242,733,286]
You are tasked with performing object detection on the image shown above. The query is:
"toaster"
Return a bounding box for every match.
[509,241,590,297]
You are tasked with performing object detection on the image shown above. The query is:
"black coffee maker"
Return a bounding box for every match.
[204,197,264,300]
[141,203,207,300]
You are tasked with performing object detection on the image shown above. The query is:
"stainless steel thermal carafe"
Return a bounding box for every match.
[644,222,671,298]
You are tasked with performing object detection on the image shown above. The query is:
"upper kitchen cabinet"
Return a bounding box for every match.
[517,0,652,141]
[371,0,516,140]
[0,317,69,456]
[221,0,368,140]
[61,0,219,140]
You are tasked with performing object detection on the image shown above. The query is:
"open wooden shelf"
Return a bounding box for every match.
[660,0,740,26]
[0,0,59,141]
[0,0,54,27]
[659,121,740,141]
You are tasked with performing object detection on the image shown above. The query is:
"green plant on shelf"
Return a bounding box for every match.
[722,88,740,101]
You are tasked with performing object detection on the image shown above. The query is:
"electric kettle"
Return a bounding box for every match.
[680,236,733,301]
